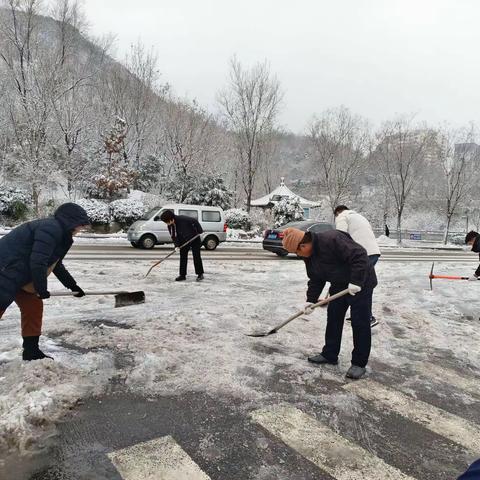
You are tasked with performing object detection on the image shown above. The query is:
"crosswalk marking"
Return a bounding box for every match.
[107,436,211,480]
[251,405,415,480]
[345,380,480,454]
[414,363,479,398]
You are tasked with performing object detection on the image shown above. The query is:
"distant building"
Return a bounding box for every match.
[455,142,480,161]
[250,177,321,219]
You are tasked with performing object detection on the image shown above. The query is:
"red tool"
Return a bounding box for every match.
[429,262,469,290]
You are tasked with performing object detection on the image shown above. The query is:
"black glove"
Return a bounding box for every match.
[37,291,50,300]
[71,285,85,298]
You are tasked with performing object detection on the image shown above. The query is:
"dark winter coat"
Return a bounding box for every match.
[168,215,203,247]
[304,230,378,303]
[458,459,480,479]
[472,236,480,277]
[0,203,90,310]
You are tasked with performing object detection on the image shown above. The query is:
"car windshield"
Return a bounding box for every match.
[141,207,161,220]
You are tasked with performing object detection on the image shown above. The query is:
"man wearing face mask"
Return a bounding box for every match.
[465,231,480,281]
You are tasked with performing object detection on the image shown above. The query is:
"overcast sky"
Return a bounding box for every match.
[82,0,480,133]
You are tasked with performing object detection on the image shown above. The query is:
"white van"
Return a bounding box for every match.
[127,204,227,250]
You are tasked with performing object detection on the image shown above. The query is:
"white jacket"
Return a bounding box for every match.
[335,210,381,256]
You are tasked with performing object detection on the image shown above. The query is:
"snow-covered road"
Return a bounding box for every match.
[1,258,479,479]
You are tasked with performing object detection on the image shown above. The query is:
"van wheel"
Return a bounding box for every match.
[139,234,156,249]
[203,236,219,251]
[130,242,139,248]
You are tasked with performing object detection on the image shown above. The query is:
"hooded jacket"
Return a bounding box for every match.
[335,210,381,256]
[0,203,90,309]
[304,230,377,303]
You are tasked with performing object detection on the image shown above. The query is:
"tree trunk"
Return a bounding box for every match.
[443,214,452,245]
[396,211,402,245]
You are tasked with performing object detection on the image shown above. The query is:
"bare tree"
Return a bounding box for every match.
[433,124,478,243]
[307,106,370,214]
[218,57,282,212]
[373,115,434,244]
[160,98,220,202]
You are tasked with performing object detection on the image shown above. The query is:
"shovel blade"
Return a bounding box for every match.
[114,291,145,308]
[246,329,277,337]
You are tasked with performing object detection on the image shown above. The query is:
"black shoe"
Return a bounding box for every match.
[370,316,379,327]
[308,353,338,365]
[346,365,366,380]
[22,336,54,361]
[196,274,204,282]
[175,276,186,282]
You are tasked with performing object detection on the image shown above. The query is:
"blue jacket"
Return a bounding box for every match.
[0,203,90,309]
[459,459,480,479]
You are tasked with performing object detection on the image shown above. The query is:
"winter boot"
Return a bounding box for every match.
[346,365,366,380]
[22,336,53,361]
[196,274,204,282]
[175,276,186,282]
[308,354,338,365]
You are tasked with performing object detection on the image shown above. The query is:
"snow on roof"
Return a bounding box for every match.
[250,178,321,208]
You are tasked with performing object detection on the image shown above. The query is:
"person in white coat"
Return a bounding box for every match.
[334,205,381,326]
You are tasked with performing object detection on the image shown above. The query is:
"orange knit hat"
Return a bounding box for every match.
[282,228,306,253]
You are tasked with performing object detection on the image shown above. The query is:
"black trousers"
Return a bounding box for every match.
[179,238,204,276]
[321,285,373,368]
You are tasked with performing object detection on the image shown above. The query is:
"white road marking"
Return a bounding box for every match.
[107,436,211,480]
[414,363,479,398]
[345,380,480,454]
[251,405,415,480]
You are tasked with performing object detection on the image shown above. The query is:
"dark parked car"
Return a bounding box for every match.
[263,220,334,256]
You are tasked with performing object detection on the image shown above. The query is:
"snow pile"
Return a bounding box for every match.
[377,234,397,246]
[77,198,110,225]
[225,208,251,230]
[110,199,146,225]
[0,349,114,456]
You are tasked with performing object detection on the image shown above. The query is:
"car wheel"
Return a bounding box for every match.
[139,234,156,250]
[276,250,289,257]
[203,236,219,250]
[130,241,139,248]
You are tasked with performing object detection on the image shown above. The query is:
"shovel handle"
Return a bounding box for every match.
[145,233,202,277]
[272,289,350,333]
[49,291,128,297]
[429,275,470,280]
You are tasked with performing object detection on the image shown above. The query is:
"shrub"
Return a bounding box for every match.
[272,197,305,227]
[0,186,30,221]
[77,198,110,225]
[225,209,252,230]
[110,199,146,227]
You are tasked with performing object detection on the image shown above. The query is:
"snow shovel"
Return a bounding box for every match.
[246,288,350,337]
[145,233,202,277]
[49,290,146,308]
[429,262,471,290]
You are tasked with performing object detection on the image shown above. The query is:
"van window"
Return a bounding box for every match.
[202,211,221,222]
[179,209,198,219]
[153,208,173,221]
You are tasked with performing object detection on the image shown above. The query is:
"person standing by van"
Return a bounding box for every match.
[160,210,205,282]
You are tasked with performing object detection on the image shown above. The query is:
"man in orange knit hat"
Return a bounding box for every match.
[282,227,377,379]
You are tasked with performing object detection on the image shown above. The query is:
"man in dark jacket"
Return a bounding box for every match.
[282,227,377,380]
[465,231,480,281]
[0,203,90,361]
[160,210,204,282]
[458,459,480,479]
